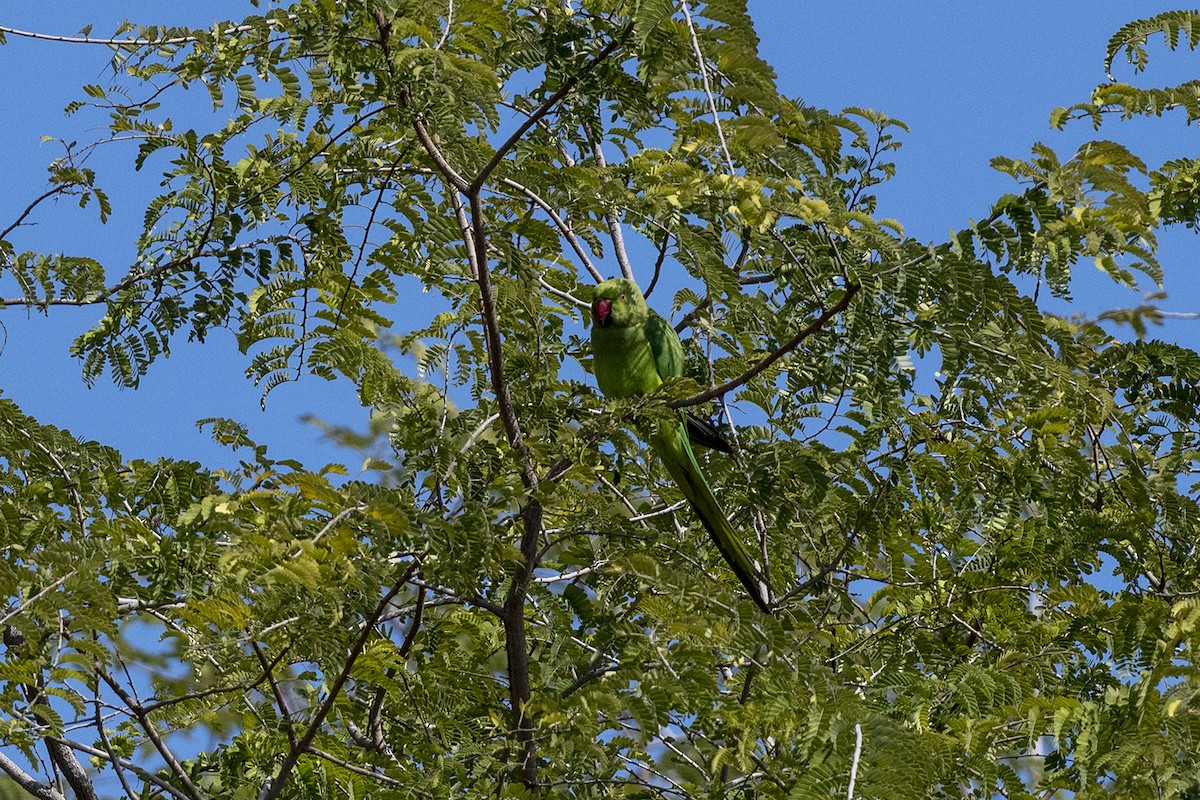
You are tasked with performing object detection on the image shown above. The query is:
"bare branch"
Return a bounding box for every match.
[470,27,632,193]
[305,746,419,792]
[93,691,138,800]
[0,19,296,47]
[43,739,98,800]
[435,0,455,50]
[0,572,75,628]
[96,673,205,800]
[848,723,864,800]
[251,641,298,747]
[404,96,472,193]
[311,504,368,545]
[588,138,633,281]
[260,564,417,800]
[667,281,860,408]
[0,185,77,242]
[0,751,63,800]
[434,412,501,498]
[539,278,590,310]
[680,1,734,173]
[51,739,191,800]
[643,233,672,299]
[497,176,603,282]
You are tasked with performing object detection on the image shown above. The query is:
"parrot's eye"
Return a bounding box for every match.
[619,293,627,302]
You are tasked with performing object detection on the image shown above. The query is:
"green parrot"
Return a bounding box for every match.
[590,277,774,614]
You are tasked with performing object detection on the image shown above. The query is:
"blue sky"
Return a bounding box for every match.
[2,2,1198,471]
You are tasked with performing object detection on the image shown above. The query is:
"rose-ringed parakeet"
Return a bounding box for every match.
[590,277,774,614]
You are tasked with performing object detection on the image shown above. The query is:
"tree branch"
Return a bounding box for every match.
[496,176,603,282]
[469,27,632,193]
[0,751,63,800]
[93,688,138,800]
[667,281,860,408]
[408,114,471,193]
[51,739,191,800]
[680,0,734,173]
[251,641,298,747]
[96,673,204,800]
[0,234,301,309]
[0,19,297,47]
[463,183,543,791]
[848,722,864,800]
[260,564,417,800]
[643,232,672,299]
[587,137,633,281]
[0,185,76,242]
[43,738,98,800]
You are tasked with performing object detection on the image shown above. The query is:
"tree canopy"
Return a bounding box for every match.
[4,3,1200,798]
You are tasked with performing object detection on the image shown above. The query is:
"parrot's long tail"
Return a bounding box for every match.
[655,423,774,614]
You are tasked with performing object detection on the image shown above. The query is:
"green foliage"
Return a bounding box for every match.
[3,2,1200,799]
[1104,11,1200,78]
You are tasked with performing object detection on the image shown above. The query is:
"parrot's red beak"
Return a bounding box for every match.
[592,297,612,327]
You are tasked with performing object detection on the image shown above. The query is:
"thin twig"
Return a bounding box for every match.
[588,138,633,280]
[433,413,501,499]
[847,722,863,800]
[311,505,367,545]
[643,233,672,299]
[251,641,298,746]
[0,184,76,242]
[93,685,137,800]
[51,739,190,800]
[306,746,421,792]
[96,674,204,800]
[680,1,734,173]
[0,573,75,628]
[0,19,295,47]
[435,0,455,49]
[497,176,603,282]
[539,277,590,310]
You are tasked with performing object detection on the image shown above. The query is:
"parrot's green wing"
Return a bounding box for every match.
[646,311,732,452]
[645,310,684,382]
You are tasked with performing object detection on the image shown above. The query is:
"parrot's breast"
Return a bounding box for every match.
[591,324,662,399]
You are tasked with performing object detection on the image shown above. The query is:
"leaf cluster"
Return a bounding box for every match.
[4,3,1200,799]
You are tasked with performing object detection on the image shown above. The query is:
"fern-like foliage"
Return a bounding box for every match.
[1104,10,1200,77]
[6,3,1200,799]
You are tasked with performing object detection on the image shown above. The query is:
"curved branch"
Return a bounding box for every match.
[407,109,471,193]
[1,185,77,242]
[667,281,860,408]
[260,564,417,800]
[496,176,603,282]
[469,26,632,193]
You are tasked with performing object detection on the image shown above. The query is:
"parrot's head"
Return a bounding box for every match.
[591,278,647,329]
